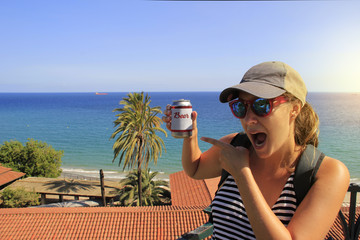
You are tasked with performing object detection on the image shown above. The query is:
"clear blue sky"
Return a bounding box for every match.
[1,0,359,93]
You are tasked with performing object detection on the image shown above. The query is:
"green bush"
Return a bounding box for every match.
[0,187,40,208]
[0,139,63,178]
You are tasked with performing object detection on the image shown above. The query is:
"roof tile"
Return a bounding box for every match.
[169,171,216,206]
[0,206,209,240]
[0,166,25,187]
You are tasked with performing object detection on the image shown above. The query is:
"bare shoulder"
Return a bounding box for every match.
[288,156,350,238]
[316,156,350,186]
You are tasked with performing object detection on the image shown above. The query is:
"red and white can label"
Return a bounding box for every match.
[171,105,192,132]
[170,99,192,138]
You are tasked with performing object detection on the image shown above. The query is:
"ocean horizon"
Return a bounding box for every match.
[1,92,359,183]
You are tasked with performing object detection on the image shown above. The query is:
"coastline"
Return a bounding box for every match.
[60,166,360,185]
[60,167,170,182]
[59,168,359,206]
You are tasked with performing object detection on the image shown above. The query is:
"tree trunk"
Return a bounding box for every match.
[137,137,144,206]
[100,169,106,206]
[137,163,142,206]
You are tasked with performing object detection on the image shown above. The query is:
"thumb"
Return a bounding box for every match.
[191,111,198,131]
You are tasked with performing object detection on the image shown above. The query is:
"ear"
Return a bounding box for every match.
[290,102,302,119]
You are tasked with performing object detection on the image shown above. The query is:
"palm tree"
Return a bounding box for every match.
[110,92,167,206]
[117,169,171,206]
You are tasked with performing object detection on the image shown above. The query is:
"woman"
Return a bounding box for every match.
[163,61,349,240]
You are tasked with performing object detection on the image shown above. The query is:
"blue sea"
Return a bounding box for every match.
[0,92,359,182]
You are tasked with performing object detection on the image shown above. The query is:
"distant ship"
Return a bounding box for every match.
[95,92,108,95]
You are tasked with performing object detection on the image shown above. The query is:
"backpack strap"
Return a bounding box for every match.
[209,133,250,223]
[217,132,251,189]
[294,144,325,206]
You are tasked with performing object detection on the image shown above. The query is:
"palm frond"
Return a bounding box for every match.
[110,92,168,206]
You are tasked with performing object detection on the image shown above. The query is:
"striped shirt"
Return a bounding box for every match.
[211,173,297,240]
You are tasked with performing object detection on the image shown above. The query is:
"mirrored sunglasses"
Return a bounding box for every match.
[229,96,288,119]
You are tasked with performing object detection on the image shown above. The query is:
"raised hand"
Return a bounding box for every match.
[200,136,250,176]
[162,104,198,137]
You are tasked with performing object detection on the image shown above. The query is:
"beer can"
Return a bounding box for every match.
[171,99,192,138]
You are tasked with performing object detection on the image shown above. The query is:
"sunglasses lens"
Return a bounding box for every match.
[231,101,247,118]
[252,98,271,116]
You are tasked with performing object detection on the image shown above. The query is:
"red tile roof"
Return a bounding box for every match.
[325,206,360,240]
[1,170,355,240]
[0,166,25,187]
[170,171,219,206]
[204,177,220,200]
[0,206,209,240]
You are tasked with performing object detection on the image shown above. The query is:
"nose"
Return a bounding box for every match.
[242,106,258,125]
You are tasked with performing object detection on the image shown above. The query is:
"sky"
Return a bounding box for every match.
[1,0,360,93]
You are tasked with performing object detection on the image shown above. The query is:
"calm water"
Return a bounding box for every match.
[0,92,359,182]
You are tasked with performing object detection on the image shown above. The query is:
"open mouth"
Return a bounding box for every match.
[251,132,267,147]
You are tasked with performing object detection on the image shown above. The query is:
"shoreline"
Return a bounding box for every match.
[60,166,360,185]
[60,168,170,182]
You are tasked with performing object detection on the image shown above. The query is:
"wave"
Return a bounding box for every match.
[60,167,169,181]
[62,168,119,175]
[61,167,124,180]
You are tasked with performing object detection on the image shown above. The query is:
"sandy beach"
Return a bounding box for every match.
[60,169,170,182]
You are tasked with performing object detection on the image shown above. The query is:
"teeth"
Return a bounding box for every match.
[255,140,265,147]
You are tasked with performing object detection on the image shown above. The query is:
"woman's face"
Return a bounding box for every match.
[238,92,299,159]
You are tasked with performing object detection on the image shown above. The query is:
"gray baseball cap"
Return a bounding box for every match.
[219,61,307,106]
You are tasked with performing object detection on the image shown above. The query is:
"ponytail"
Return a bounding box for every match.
[294,102,319,148]
[284,93,320,148]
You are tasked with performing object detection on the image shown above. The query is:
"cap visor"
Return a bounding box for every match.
[219,82,285,103]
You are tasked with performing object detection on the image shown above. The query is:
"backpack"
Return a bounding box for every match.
[215,132,325,208]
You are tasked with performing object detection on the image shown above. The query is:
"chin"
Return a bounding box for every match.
[251,140,278,159]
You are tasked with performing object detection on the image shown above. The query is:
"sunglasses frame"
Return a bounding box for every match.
[229,96,288,119]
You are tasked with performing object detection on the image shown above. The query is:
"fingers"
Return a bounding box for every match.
[162,104,198,134]
[201,136,250,174]
[200,137,229,149]
[163,104,171,116]
[162,104,172,131]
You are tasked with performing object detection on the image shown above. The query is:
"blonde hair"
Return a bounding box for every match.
[284,92,320,148]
